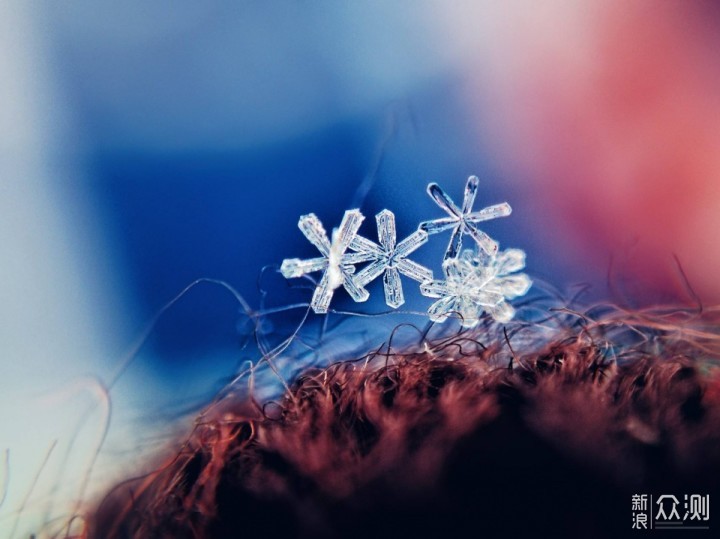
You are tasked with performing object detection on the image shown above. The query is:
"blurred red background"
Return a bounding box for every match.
[442,0,720,302]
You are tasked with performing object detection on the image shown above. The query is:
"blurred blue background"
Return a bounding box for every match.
[30,2,542,372]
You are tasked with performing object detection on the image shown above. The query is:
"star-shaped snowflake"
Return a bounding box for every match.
[349,209,433,308]
[420,175,512,260]
[419,247,531,327]
[280,210,373,313]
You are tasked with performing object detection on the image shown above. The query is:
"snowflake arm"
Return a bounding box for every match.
[483,248,532,300]
[491,248,527,275]
[350,209,432,308]
[427,295,456,323]
[419,247,532,327]
[298,213,331,256]
[281,210,371,314]
[420,175,512,260]
[279,256,327,277]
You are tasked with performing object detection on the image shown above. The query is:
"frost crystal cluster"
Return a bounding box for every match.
[280,175,532,325]
[420,247,531,327]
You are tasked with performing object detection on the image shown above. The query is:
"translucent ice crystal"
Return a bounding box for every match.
[349,209,433,308]
[281,210,373,314]
[420,175,512,260]
[419,247,532,327]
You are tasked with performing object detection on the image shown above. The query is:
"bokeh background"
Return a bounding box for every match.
[2,1,720,536]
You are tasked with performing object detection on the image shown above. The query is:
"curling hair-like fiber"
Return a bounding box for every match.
[91,311,720,539]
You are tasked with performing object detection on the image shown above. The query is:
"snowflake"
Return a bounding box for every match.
[349,209,433,308]
[420,175,512,260]
[420,247,532,327]
[280,210,373,314]
[279,174,529,320]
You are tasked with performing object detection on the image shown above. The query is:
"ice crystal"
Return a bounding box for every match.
[349,209,433,308]
[281,210,373,314]
[420,175,512,260]
[420,247,532,327]
[279,174,529,320]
